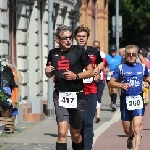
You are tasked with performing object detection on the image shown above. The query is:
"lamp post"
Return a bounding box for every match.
[116,0,119,50]
[47,0,54,116]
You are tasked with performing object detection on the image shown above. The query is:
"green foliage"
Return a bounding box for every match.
[0,92,9,101]
[108,0,150,47]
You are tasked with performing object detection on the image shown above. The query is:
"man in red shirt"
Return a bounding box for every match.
[74,25,104,150]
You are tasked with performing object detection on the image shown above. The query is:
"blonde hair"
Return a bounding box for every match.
[125,45,139,53]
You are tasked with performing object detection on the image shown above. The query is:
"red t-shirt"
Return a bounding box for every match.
[84,46,103,95]
[100,58,108,81]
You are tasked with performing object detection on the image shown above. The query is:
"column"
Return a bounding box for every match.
[104,2,108,54]
[86,0,93,46]
[97,0,105,52]
[79,0,87,25]
[0,0,9,55]
[16,0,29,100]
[42,0,48,100]
[27,1,41,99]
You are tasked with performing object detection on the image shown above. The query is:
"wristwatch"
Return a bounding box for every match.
[76,74,79,80]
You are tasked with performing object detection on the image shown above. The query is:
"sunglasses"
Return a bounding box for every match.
[59,35,72,40]
[126,53,137,57]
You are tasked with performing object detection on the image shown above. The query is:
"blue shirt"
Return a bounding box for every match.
[105,54,122,71]
[113,63,149,96]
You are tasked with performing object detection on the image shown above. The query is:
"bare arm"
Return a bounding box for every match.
[63,63,94,80]
[78,63,94,79]
[97,62,104,71]
[108,77,122,88]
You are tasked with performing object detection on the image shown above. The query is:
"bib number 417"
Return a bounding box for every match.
[59,92,77,108]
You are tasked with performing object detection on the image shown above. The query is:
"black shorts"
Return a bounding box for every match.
[54,98,85,129]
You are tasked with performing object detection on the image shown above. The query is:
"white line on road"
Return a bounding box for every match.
[93,108,121,145]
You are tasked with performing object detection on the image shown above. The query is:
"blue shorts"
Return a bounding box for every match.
[120,95,145,121]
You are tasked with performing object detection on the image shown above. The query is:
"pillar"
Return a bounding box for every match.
[79,0,87,25]
[104,2,108,54]
[86,0,93,46]
[97,0,105,52]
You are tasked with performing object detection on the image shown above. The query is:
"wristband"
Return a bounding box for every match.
[76,74,79,80]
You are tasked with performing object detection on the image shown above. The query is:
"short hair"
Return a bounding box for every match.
[125,45,139,53]
[141,49,148,57]
[74,25,90,37]
[55,25,72,38]
[93,40,100,45]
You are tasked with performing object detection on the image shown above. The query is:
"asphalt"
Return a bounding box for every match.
[0,87,121,150]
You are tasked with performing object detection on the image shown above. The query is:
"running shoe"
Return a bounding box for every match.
[95,117,101,123]
[112,104,116,112]
[127,136,133,149]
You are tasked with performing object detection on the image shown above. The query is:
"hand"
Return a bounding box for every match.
[94,67,100,76]
[94,74,100,82]
[45,62,55,77]
[144,82,149,88]
[121,83,131,90]
[63,69,76,80]
[105,67,110,74]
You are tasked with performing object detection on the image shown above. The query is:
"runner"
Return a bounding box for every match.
[93,40,107,123]
[74,25,104,150]
[105,45,122,111]
[108,45,150,150]
[45,25,94,150]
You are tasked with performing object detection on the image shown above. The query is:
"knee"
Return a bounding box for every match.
[134,125,141,135]
[71,130,80,140]
[58,130,67,141]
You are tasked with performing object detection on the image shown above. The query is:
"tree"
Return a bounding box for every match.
[108,0,150,48]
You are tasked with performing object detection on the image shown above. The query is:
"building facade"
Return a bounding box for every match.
[79,0,108,53]
[0,0,81,122]
[0,0,109,122]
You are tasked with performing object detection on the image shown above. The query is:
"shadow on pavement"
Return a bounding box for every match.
[100,108,111,111]
[117,135,127,137]
[143,128,150,130]
[44,133,58,137]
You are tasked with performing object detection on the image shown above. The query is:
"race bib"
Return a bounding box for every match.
[59,92,77,108]
[83,69,93,83]
[126,95,143,110]
[106,71,113,80]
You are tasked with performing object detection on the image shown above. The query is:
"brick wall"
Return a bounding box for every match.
[79,0,108,54]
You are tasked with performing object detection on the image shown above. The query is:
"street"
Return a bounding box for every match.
[1,87,149,150]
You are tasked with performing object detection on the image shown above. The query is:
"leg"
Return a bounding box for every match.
[109,87,117,111]
[54,99,69,150]
[70,99,85,150]
[122,121,133,137]
[96,81,105,122]
[132,116,143,150]
[120,101,133,149]
[82,94,97,150]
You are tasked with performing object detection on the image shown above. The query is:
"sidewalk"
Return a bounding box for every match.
[0,87,120,150]
[92,102,150,150]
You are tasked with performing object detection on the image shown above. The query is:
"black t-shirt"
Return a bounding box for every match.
[0,66,16,91]
[47,45,91,95]
[85,46,103,66]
